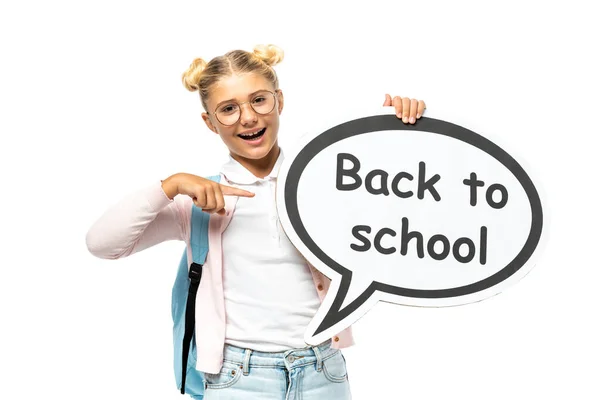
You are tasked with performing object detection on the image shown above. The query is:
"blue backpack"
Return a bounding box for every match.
[171,174,221,399]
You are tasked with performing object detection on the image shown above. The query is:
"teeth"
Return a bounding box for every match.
[240,129,263,137]
[239,128,265,139]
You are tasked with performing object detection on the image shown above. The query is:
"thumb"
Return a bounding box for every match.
[383,93,392,107]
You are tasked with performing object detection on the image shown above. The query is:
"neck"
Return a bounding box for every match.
[231,144,281,179]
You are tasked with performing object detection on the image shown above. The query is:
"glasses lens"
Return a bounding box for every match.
[216,103,240,126]
[250,91,276,115]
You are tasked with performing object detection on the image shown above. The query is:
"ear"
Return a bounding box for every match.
[276,89,284,114]
[202,112,219,134]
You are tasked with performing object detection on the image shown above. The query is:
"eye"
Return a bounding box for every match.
[252,96,267,104]
[218,103,239,115]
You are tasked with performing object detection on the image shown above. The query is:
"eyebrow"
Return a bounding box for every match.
[215,89,271,107]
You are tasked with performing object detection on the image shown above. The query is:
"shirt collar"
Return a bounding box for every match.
[220,149,285,185]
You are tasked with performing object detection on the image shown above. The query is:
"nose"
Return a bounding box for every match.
[239,102,258,125]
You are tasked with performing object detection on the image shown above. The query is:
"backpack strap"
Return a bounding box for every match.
[180,174,221,395]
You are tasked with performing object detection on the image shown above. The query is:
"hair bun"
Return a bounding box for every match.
[252,44,284,67]
[181,58,208,92]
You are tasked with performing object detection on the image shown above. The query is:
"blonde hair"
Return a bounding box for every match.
[181,44,284,111]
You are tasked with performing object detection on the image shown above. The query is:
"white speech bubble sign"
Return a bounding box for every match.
[276,108,546,346]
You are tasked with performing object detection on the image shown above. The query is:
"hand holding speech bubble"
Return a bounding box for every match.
[276,109,546,346]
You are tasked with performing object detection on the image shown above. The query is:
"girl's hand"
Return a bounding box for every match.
[161,173,255,215]
[383,94,426,125]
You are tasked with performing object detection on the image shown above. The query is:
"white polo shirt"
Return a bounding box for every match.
[220,150,321,351]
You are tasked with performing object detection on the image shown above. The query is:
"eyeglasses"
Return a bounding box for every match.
[210,90,279,126]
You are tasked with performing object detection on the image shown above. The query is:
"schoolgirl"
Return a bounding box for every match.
[86,44,425,399]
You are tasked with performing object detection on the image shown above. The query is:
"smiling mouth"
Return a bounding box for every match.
[238,128,266,141]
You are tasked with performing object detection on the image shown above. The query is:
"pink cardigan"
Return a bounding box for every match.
[86,177,354,373]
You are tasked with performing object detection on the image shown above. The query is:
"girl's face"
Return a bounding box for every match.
[202,72,284,166]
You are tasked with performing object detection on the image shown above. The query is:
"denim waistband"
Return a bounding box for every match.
[222,339,336,371]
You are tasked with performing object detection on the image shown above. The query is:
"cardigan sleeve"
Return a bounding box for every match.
[85,181,191,260]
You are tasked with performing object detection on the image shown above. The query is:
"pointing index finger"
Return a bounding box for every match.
[219,183,255,197]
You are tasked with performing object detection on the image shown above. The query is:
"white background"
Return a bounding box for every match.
[1,1,598,399]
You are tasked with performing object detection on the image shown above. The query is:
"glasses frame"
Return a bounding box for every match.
[209,89,280,126]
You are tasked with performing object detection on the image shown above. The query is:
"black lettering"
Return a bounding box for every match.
[463,172,485,206]
[336,153,362,191]
[417,161,441,201]
[427,234,450,261]
[365,170,390,196]
[391,172,413,198]
[486,184,508,209]
[452,238,476,263]
[400,217,424,258]
[374,228,397,255]
[351,225,372,252]
[480,226,487,265]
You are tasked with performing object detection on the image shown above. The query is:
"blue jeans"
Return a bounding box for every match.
[202,340,352,399]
